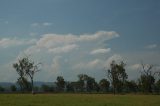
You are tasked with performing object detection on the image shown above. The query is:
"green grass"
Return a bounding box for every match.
[0,94,160,106]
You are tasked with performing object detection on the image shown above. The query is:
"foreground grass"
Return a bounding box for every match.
[0,94,160,106]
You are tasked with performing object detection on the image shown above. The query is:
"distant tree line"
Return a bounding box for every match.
[1,56,160,94]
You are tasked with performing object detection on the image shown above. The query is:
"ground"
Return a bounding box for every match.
[0,94,160,106]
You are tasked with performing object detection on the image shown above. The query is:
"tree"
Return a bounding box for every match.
[13,56,41,93]
[70,82,80,92]
[99,79,110,92]
[138,75,155,93]
[56,76,65,91]
[65,82,74,92]
[17,77,31,91]
[86,76,96,92]
[107,60,128,94]
[155,79,160,93]
[0,86,5,92]
[138,63,156,93]
[94,82,100,92]
[41,84,54,92]
[10,85,17,92]
[77,74,87,91]
[125,80,138,93]
[77,74,97,92]
[13,59,25,91]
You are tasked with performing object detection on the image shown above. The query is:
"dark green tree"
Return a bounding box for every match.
[125,80,138,93]
[77,74,97,92]
[10,85,17,92]
[77,74,87,91]
[155,79,160,93]
[107,60,128,94]
[138,75,155,93]
[56,76,65,91]
[13,59,25,91]
[16,77,31,91]
[65,82,74,92]
[138,63,155,93]
[86,76,96,92]
[99,79,110,92]
[41,84,54,92]
[13,56,41,93]
[0,86,5,92]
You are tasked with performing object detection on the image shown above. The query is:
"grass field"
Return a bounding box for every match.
[0,94,160,106]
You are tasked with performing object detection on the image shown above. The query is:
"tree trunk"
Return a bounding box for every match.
[31,77,34,94]
[112,82,116,95]
[113,88,115,95]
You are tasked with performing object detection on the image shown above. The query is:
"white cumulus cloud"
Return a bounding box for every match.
[43,22,52,26]
[146,44,157,49]
[0,38,37,48]
[48,44,79,54]
[31,23,39,27]
[31,22,52,27]
[128,64,141,70]
[73,59,102,70]
[26,31,118,54]
[90,48,111,55]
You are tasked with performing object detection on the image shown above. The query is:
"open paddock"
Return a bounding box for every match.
[0,94,160,106]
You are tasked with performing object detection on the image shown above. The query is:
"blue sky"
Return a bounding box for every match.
[0,0,160,82]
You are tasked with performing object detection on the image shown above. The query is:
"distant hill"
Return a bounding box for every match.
[34,81,56,87]
[0,82,14,87]
[0,82,56,88]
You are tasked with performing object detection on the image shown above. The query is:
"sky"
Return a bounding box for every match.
[0,0,160,82]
